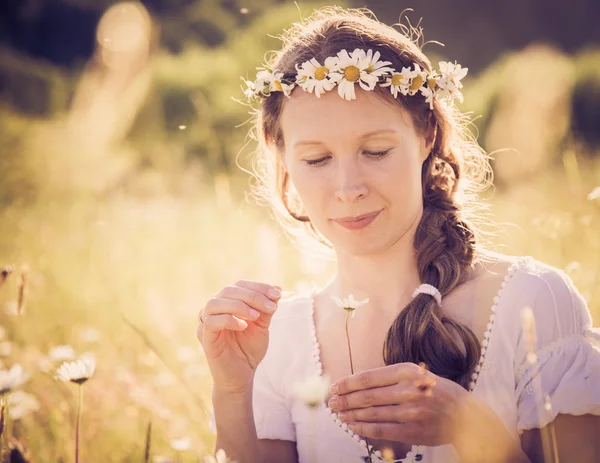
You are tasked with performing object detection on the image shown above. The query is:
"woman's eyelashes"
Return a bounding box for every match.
[304,148,393,166]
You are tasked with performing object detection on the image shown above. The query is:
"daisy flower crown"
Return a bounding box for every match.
[242,48,468,110]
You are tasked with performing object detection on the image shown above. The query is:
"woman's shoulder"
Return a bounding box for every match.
[486,252,594,339]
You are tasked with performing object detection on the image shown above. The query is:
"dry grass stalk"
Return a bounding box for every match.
[144,418,152,463]
[521,306,560,463]
[16,266,28,316]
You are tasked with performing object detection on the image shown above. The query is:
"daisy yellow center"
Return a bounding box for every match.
[274,80,283,91]
[315,66,328,81]
[427,77,437,89]
[366,64,375,73]
[391,74,404,86]
[409,75,424,92]
[344,65,360,82]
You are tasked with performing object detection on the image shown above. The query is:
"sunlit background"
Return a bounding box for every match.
[0,0,599,461]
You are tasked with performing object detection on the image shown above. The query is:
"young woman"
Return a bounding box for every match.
[196,7,600,463]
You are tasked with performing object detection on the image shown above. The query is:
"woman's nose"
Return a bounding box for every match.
[334,162,369,202]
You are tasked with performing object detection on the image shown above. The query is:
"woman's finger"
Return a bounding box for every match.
[347,421,419,442]
[339,404,425,424]
[204,297,263,321]
[331,362,424,395]
[329,384,422,411]
[202,313,248,332]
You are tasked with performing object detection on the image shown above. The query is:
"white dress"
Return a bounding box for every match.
[250,256,600,462]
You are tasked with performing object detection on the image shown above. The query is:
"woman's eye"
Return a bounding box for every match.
[363,148,392,158]
[305,156,330,166]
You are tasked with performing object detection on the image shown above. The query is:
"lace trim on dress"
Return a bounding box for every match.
[307,255,532,462]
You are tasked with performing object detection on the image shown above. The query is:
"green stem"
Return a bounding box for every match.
[76,384,83,463]
[345,312,373,463]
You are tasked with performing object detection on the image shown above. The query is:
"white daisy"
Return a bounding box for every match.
[0,364,30,395]
[331,294,369,318]
[331,49,390,101]
[420,72,441,110]
[48,344,76,362]
[406,63,428,96]
[355,49,394,79]
[204,449,230,463]
[292,374,330,408]
[54,356,96,385]
[7,390,40,420]
[255,69,294,97]
[436,61,468,103]
[295,56,341,97]
[381,66,414,98]
[170,436,192,452]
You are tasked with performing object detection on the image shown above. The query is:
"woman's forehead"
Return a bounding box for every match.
[280,89,414,144]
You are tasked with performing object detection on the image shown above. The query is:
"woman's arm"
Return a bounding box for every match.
[212,386,298,463]
[521,414,600,463]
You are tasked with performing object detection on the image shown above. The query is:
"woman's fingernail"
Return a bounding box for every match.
[328,396,338,409]
[264,299,276,311]
[338,412,348,421]
[268,287,282,299]
[348,423,357,432]
[330,383,339,394]
[249,309,260,318]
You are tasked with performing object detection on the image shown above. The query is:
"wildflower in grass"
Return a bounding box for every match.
[204,449,234,463]
[0,364,29,396]
[0,341,12,357]
[0,364,29,451]
[54,356,96,463]
[170,436,191,451]
[292,375,330,408]
[588,186,600,201]
[48,345,76,363]
[7,390,40,420]
[55,357,95,385]
[79,327,100,344]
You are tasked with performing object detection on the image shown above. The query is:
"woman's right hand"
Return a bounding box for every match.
[196,280,282,394]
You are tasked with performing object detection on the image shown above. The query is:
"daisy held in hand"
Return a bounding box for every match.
[242,48,467,109]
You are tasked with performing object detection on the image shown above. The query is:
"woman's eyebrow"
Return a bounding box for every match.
[293,129,398,149]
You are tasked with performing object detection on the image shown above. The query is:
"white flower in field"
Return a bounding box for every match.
[7,390,40,420]
[170,436,192,451]
[152,457,173,463]
[331,294,369,318]
[0,340,12,356]
[0,364,30,395]
[176,346,197,363]
[292,374,330,408]
[79,327,100,343]
[204,449,231,463]
[54,356,96,385]
[587,186,600,201]
[48,345,76,362]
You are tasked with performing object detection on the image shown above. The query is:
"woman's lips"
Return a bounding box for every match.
[334,210,381,230]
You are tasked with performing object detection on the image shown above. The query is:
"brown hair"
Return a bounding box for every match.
[247,7,494,388]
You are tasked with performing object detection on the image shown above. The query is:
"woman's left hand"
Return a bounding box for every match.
[327,362,472,447]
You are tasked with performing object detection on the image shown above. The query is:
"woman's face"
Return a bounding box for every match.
[279,88,433,256]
